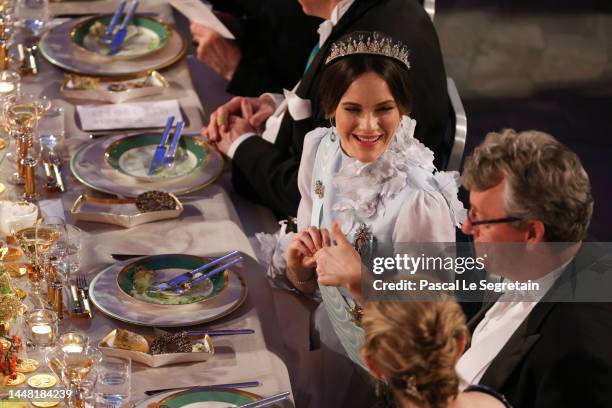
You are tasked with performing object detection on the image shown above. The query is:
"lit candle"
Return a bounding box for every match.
[62,344,83,353]
[0,80,14,94]
[31,324,53,345]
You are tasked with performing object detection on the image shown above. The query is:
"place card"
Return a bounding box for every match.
[76,100,183,131]
[170,0,235,39]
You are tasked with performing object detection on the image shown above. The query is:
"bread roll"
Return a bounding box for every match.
[113,329,149,353]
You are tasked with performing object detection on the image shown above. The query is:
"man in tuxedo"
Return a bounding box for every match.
[204,0,449,218]
[190,0,321,96]
[456,129,612,407]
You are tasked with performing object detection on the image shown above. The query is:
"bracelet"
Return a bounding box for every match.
[293,269,316,285]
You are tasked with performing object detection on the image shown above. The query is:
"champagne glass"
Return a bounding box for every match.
[5,93,38,185]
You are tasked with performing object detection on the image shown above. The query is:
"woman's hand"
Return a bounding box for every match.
[286,227,331,292]
[314,223,363,301]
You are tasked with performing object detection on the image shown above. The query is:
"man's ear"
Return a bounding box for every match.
[526,220,546,243]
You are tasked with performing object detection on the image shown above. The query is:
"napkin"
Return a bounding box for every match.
[38,199,66,221]
[170,0,235,39]
[76,100,183,131]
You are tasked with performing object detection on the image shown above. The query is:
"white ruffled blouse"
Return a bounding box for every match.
[256,116,466,284]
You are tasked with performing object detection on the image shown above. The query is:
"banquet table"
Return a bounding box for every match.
[0,0,319,406]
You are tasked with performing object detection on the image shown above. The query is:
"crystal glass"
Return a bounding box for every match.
[25,308,58,348]
[94,356,131,408]
[46,343,102,408]
[16,0,48,38]
[0,13,14,70]
[58,332,89,353]
[5,93,38,185]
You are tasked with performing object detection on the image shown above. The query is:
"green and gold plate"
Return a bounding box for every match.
[157,387,261,408]
[71,15,170,59]
[116,254,228,307]
[105,133,207,182]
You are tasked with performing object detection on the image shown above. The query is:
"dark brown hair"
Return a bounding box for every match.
[319,47,412,118]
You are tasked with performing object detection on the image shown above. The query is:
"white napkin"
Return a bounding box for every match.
[170,0,235,39]
[76,100,183,131]
[38,199,66,222]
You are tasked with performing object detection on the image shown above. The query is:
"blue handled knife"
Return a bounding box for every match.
[163,120,185,167]
[110,0,139,55]
[101,0,127,45]
[147,116,174,175]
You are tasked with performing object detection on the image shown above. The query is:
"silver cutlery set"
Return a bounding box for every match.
[40,134,66,193]
[148,115,185,175]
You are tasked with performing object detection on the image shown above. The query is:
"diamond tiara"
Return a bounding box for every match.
[325,31,411,69]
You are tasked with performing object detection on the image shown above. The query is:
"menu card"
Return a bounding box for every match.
[170,0,235,39]
[76,100,183,131]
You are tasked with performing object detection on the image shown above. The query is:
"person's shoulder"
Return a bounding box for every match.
[456,390,508,408]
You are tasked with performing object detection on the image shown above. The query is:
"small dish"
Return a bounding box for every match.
[99,329,214,368]
[70,194,183,228]
[61,71,169,104]
[115,254,229,307]
[70,15,170,60]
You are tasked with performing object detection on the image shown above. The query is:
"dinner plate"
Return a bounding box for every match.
[70,133,223,197]
[158,388,261,408]
[115,254,229,306]
[89,256,247,327]
[104,133,206,182]
[39,17,186,77]
[71,15,169,60]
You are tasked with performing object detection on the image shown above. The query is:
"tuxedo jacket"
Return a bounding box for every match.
[224,0,321,96]
[232,0,449,217]
[469,245,612,407]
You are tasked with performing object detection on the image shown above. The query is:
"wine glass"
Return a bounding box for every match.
[5,93,38,185]
[94,356,131,408]
[46,344,102,408]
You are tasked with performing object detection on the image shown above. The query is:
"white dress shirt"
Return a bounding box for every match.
[226,0,356,158]
[456,262,570,386]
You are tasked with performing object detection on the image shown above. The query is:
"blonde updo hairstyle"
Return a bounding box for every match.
[361,299,468,408]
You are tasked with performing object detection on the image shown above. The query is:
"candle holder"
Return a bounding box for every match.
[25,308,58,349]
[58,332,89,353]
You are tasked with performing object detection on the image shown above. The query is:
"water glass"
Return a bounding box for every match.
[16,0,48,37]
[26,308,58,348]
[58,332,89,353]
[94,356,131,408]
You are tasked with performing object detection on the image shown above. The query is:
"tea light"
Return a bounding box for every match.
[61,344,83,353]
[26,309,58,348]
[58,332,89,353]
[0,70,19,98]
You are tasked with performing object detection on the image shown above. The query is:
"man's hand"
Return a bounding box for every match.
[314,223,363,300]
[204,95,277,143]
[190,22,241,81]
[214,114,255,155]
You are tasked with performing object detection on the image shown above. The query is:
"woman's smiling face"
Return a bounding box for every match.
[334,71,402,162]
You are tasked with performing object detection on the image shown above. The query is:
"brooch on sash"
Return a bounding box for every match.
[314,180,325,199]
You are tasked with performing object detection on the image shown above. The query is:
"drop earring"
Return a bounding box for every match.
[329,117,336,142]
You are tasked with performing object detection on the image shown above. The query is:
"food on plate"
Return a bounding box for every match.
[135,191,177,213]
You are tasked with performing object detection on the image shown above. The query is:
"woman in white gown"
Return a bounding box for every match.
[258,31,465,404]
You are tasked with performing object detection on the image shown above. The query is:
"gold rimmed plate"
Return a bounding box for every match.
[70,133,223,197]
[39,17,186,77]
[115,254,229,307]
[157,387,262,408]
[70,15,170,60]
[88,256,248,327]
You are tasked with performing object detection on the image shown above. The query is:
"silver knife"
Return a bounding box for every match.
[238,391,290,408]
[162,120,184,167]
[70,284,82,313]
[148,116,174,175]
[110,0,139,55]
[101,0,127,44]
[51,163,65,192]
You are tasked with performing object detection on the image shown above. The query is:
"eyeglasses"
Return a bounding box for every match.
[467,208,521,226]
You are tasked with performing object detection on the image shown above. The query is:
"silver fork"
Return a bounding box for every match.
[76,274,93,317]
